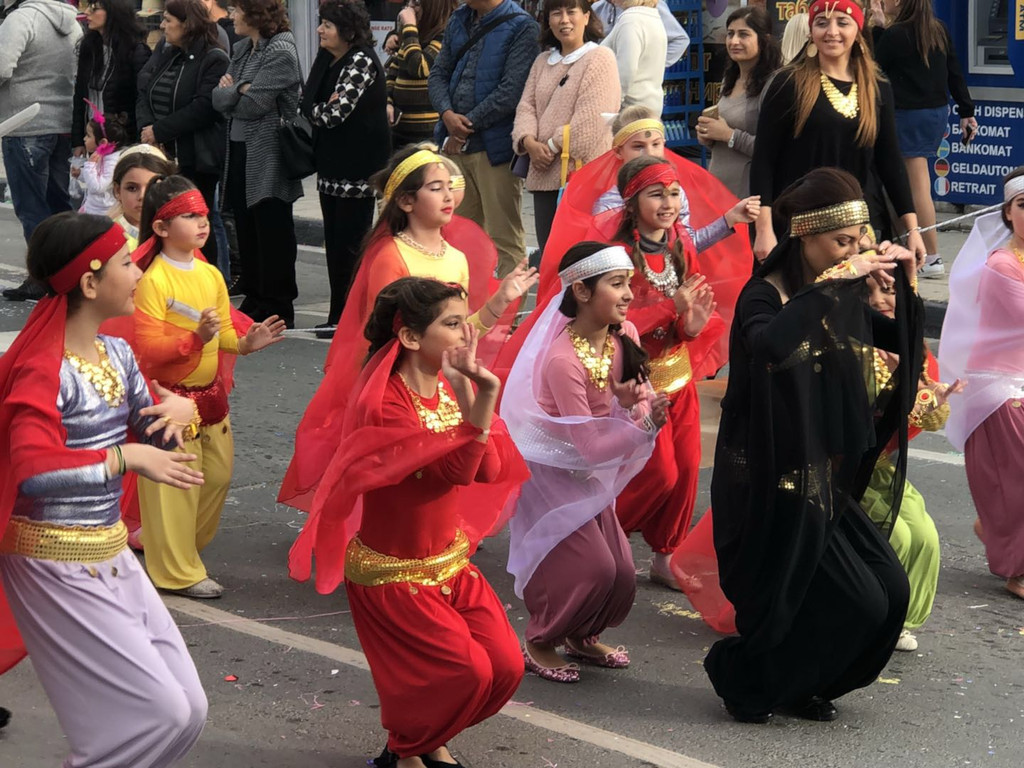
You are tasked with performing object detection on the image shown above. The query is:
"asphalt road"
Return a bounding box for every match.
[0,207,1021,768]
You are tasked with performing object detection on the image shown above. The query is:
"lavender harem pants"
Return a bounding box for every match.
[0,548,207,767]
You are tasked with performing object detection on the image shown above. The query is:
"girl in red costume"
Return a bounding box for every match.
[537,107,756,377]
[585,156,758,587]
[279,145,537,512]
[0,213,208,766]
[289,277,529,768]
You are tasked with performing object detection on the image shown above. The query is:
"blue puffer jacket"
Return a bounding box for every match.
[436,0,536,165]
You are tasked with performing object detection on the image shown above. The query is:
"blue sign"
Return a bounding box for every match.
[1010,1,1024,77]
[929,101,1024,206]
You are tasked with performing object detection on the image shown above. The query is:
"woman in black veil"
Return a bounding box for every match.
[706,167,923,723]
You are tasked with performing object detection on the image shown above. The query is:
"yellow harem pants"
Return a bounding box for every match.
[138,417,234,589]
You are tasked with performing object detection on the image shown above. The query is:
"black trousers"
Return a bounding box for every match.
[319,193,375,325]
[179,166,221,267]
[704,501,910,713]
[532,189,560,253]
[226,142,297,324]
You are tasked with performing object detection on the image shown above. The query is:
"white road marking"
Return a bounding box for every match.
[0,330,20,354]
[164,596,721,768]
[907,447,965,467]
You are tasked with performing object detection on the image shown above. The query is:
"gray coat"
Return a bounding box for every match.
[213,31,303,207]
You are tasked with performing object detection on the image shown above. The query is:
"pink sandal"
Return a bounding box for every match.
[564,640,630,669]
[522,645,580,683]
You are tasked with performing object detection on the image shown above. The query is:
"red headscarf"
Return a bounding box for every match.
[808,1,865,30]
[0,222,127,674]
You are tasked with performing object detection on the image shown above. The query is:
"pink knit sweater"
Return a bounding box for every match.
[512,44,621,192]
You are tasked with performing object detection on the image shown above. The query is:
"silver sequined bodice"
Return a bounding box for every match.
[13,335,156,527]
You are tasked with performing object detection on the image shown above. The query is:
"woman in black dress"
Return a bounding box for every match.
[750,0,925,265]
[707,167,923,724]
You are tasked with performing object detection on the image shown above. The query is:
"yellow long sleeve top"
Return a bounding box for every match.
[134,254,240,388]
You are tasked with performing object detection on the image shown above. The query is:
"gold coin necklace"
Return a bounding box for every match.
[398,373,463,433]
[820,74,858,119]
[567,325,615,390]
[64,339,126,408]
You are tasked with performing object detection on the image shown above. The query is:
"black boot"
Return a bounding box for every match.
[372,745,398,767]
[0,707,10,729]
[788,696,838,722]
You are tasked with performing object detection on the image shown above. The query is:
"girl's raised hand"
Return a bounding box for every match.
[443,323,499,391]
[497,259,540,305]
[725,196,761,227]
[241,315,287,354]
[682,284,717,338]
[932,378,966,408]
[672,273,706,315]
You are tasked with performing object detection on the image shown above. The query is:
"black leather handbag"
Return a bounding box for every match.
[278,112,316,180]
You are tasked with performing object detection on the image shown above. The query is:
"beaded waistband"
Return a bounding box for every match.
[648,346,692,395]
[0,518,127,563]
[169,376,228,427]
[345,529,470,587]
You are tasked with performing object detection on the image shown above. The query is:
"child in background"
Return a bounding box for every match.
[75,112,129,216]
[131,175,286,598]
[109,146,178,251]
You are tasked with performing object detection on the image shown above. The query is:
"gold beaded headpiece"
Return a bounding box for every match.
[789,199,870,237]
[613,119,666,148]
[1004,176,1024,202]
[383,150,445,202]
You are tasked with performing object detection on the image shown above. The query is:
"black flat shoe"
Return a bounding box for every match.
[2,279,44,301]
[421,755,463,767]
[724,702,773,724]
[314,322,335,339]
[372,746,398,767]
[789,696,838,722]
[0,706,10,729]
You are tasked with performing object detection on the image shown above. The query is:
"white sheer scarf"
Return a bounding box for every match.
[940,210,1024,450]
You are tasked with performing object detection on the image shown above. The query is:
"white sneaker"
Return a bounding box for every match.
[170,577,224,599]
[918,258,945,278]
[895,629,918,652]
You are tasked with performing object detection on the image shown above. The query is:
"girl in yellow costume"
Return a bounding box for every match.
[132,175,285,598]
[279,146,538,511]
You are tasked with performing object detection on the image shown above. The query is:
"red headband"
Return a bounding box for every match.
[622,164,680,201]
[155,190,209,223]
[48,223,128,295]
[808,1,865,31]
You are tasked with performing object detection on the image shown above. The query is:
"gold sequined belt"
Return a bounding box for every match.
[648,346,692,395]
[345,529,470,587]
[0,518,127,563]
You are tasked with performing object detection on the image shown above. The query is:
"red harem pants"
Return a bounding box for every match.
[345,564,524,758]
[616,381,701,553]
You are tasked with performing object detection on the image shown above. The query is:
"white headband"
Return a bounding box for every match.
[558,246,634,287]
[1006,175,1024,203]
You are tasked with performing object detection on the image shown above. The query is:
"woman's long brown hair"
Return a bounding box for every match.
[417,0,458,46]
[890,0,947,66]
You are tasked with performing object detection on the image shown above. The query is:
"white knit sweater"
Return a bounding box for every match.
[600,6,668,118]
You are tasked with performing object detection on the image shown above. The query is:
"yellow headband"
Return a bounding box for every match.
[451,174,466,191]
[790,200,871,237]
[383,150,445,202]
[613,119,666,148]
